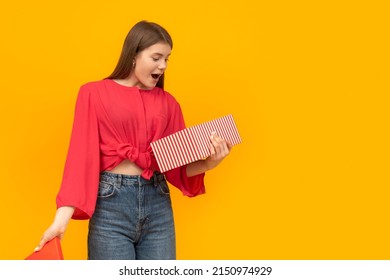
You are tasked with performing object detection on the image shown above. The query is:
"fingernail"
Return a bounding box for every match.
[34,247,39,252]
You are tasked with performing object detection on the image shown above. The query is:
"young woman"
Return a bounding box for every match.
[35,20,231,260]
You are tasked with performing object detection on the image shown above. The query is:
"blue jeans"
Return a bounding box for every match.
[88,172,176,260]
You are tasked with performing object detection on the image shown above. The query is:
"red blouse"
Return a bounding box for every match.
[56,79,205,220]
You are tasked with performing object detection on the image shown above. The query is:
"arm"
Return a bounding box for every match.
[35,206,75,251]
[56,84,100,219]
[186,132,233,177]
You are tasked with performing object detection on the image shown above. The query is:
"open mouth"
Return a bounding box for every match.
[151,73,161,80]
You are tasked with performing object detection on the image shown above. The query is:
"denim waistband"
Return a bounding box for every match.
[100,171,165,187]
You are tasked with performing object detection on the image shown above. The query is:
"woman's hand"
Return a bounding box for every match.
[186,132,233,177]
[35,206,75,251]
[204,132,233,170]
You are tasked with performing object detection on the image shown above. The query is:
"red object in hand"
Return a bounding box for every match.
[25,237,64,260]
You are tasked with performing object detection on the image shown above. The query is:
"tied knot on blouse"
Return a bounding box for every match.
[116,143,156,179]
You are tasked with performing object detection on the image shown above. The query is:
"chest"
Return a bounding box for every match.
[96,90,170,138]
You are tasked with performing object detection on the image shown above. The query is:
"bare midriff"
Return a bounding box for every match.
[105,159,143,175]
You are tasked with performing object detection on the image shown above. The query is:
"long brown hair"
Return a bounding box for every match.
[106,21,173,89]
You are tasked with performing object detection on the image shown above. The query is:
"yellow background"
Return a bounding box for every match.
[0,0,389,259]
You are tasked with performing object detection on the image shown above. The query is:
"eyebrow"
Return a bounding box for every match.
[152,52,171,57]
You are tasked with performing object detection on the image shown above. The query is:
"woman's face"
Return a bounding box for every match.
[129,41,171,90]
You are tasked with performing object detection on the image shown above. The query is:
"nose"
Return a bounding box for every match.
[158,60,167,70]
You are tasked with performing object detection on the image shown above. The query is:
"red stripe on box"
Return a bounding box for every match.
[169,135,181,168]
[196,123,210,158]
[184,128,199,160]
[175,131,187,167]
[179,130,193,163]
[181,129,196,163]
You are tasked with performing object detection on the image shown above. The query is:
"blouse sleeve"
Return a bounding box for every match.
[56,85,100,220]
[163,98,206,197]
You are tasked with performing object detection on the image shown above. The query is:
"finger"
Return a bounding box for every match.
[226,141,233,151]
[210,132,218,143]
[35,236,48,252]
[210,133,223,154]
[210,133,218,151]
[35,231,56,252]
[211,133,222,143]
[209,142,216,157]
[220,140,229,156]
[215,136,228,157]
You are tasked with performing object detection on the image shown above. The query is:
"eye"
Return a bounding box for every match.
[152,57,160,62]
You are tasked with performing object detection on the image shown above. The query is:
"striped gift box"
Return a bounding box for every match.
[151,114,241,173]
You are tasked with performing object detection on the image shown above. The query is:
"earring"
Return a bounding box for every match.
[132,60,135,68]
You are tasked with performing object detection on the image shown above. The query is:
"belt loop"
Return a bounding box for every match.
[117,174,122,186]
[161,173,165,183]
[153,173,158,187]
